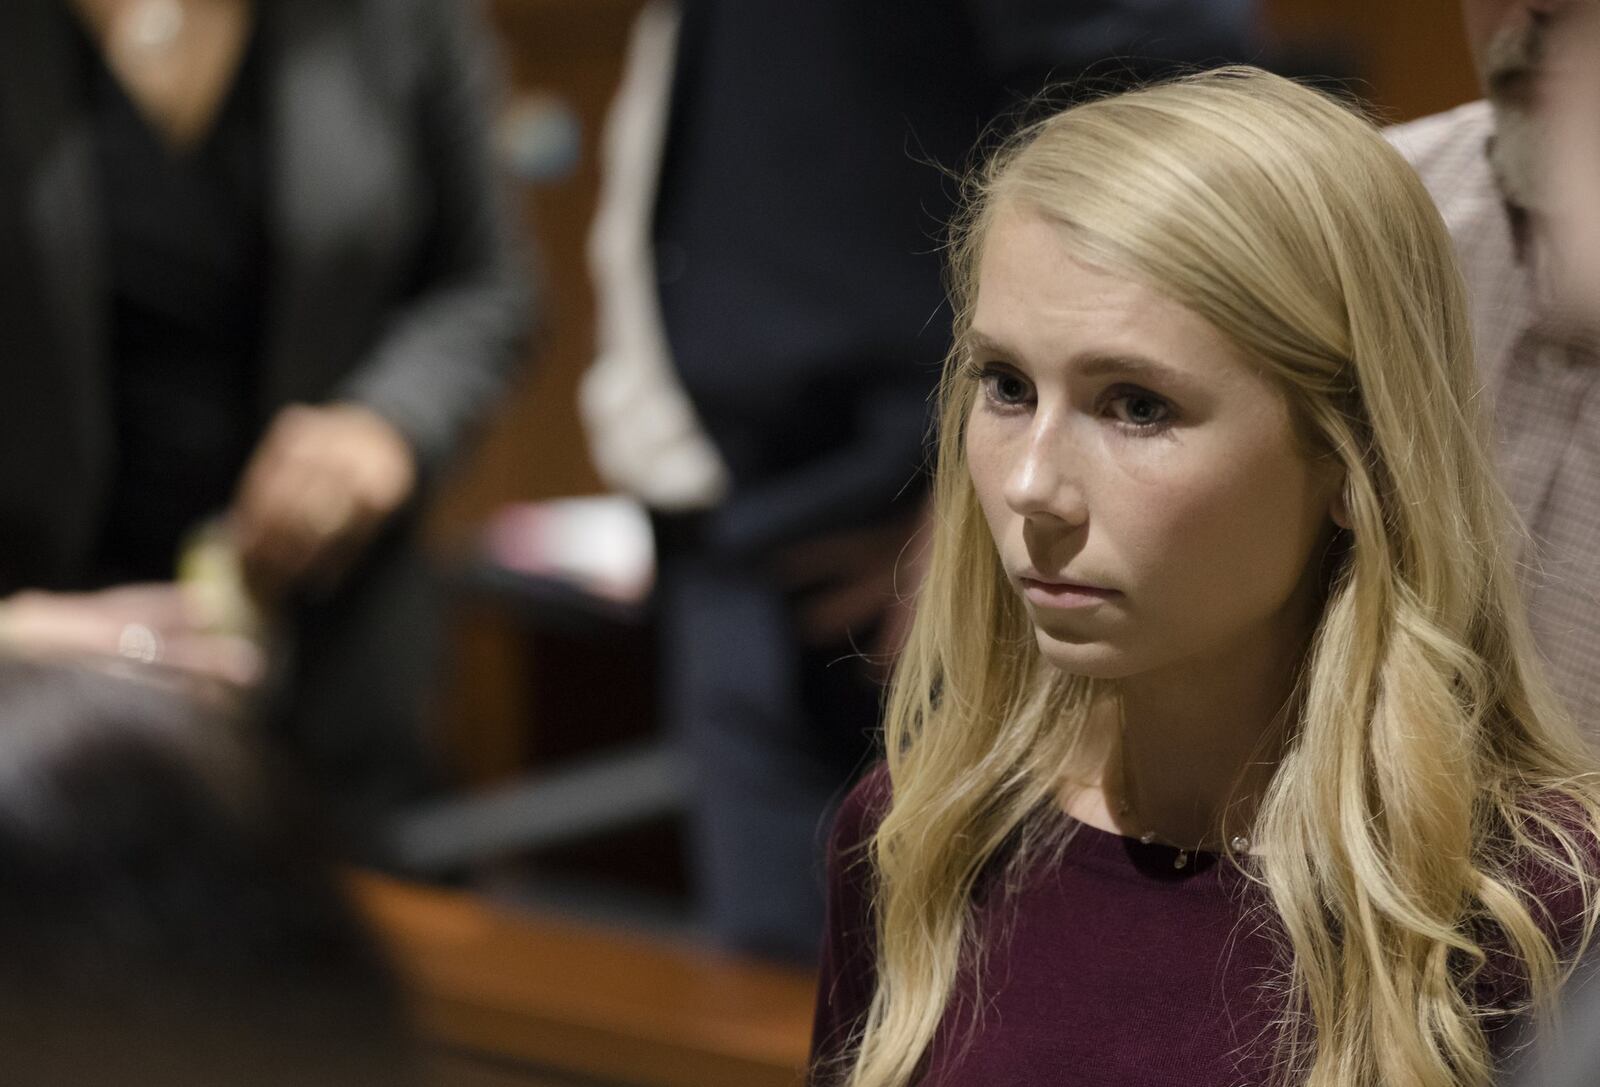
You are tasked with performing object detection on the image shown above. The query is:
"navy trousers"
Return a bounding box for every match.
[656,539,881,961]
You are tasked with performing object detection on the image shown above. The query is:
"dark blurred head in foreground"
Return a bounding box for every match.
[0,657,421,1086]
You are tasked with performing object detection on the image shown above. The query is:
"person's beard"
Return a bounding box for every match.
[1482,20,1550,212]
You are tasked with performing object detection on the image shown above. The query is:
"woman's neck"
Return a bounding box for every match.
[1061,623,1308,850]
[1112,672,1292,849]
[67,0,256,153]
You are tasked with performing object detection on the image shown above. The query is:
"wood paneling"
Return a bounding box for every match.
[430,1051,594,1087]
[1264,0,1480,122]
[427,0,646,554]
[426,0,648,786]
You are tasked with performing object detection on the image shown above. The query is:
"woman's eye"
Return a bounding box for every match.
[978,367,1033,407]
[1106,390,1173,430]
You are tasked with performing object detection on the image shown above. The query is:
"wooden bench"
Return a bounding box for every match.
[354,875,817,1087]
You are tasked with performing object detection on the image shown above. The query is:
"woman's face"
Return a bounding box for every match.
[963,206,1341,682]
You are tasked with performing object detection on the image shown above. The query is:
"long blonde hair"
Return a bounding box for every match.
[843,68,1600,1087]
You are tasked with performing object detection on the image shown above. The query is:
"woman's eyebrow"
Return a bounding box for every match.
[962,329,1192,388]
[959,329,1014,359]
[1071,352,1189,386]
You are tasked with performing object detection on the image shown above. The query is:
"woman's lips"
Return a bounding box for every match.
[1019,577,1120,610]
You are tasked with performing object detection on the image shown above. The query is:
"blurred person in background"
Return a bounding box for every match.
[1542,0,1600,319]
[1387,0,1600,741]
[0,656,423,1086]
[0,0,532,848]
[1487,9,1600,1085]
[583,0,1259,960]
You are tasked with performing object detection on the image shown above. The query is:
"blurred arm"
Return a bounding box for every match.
[333,0,536,479]
[233,0,534,597]
[0,585,262,688]
[581,0,729,511]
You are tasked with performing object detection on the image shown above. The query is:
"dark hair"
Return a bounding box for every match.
[0,657,422,1086]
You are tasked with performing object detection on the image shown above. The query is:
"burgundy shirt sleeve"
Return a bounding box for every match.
[808,762,891,1084]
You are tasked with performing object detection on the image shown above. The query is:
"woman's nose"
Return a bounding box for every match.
[1002,418,1088,526]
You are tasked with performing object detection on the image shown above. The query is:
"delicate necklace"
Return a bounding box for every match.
[1115,701,1252,870]
[1115,793,1252,870]
[122,0,186,54]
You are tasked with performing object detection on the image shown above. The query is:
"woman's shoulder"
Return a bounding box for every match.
[829,761,892,860]
[811,763,892,1079]
[1500,791,1600,955]
[821,762,892,914]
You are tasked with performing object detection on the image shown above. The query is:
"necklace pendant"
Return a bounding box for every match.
[1173,850,1189,870]
[1230,835,1251,854]
[128,0,186,52]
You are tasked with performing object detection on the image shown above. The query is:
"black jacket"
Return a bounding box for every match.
[0,0,531,591]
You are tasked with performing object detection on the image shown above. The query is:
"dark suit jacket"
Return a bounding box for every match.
[0,0,531,592]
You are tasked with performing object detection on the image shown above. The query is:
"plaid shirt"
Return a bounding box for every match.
[1389,102,1600,738]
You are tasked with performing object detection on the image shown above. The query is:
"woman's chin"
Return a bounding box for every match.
[1032,626,1139,679]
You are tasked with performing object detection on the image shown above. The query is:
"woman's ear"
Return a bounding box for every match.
[1329,474,1352,530]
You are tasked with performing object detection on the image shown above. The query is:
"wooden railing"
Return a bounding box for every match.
[355,875,817,1087]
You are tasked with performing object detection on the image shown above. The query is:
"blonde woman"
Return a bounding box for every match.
[809,68,1600,1087]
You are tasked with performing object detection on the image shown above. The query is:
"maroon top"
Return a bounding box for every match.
[810,764,1581,1086]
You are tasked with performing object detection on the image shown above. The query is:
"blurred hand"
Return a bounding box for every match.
[771,500,933,681]
[1545,4,1600,324]
[231,403,416,601]
[0,584,263,687]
